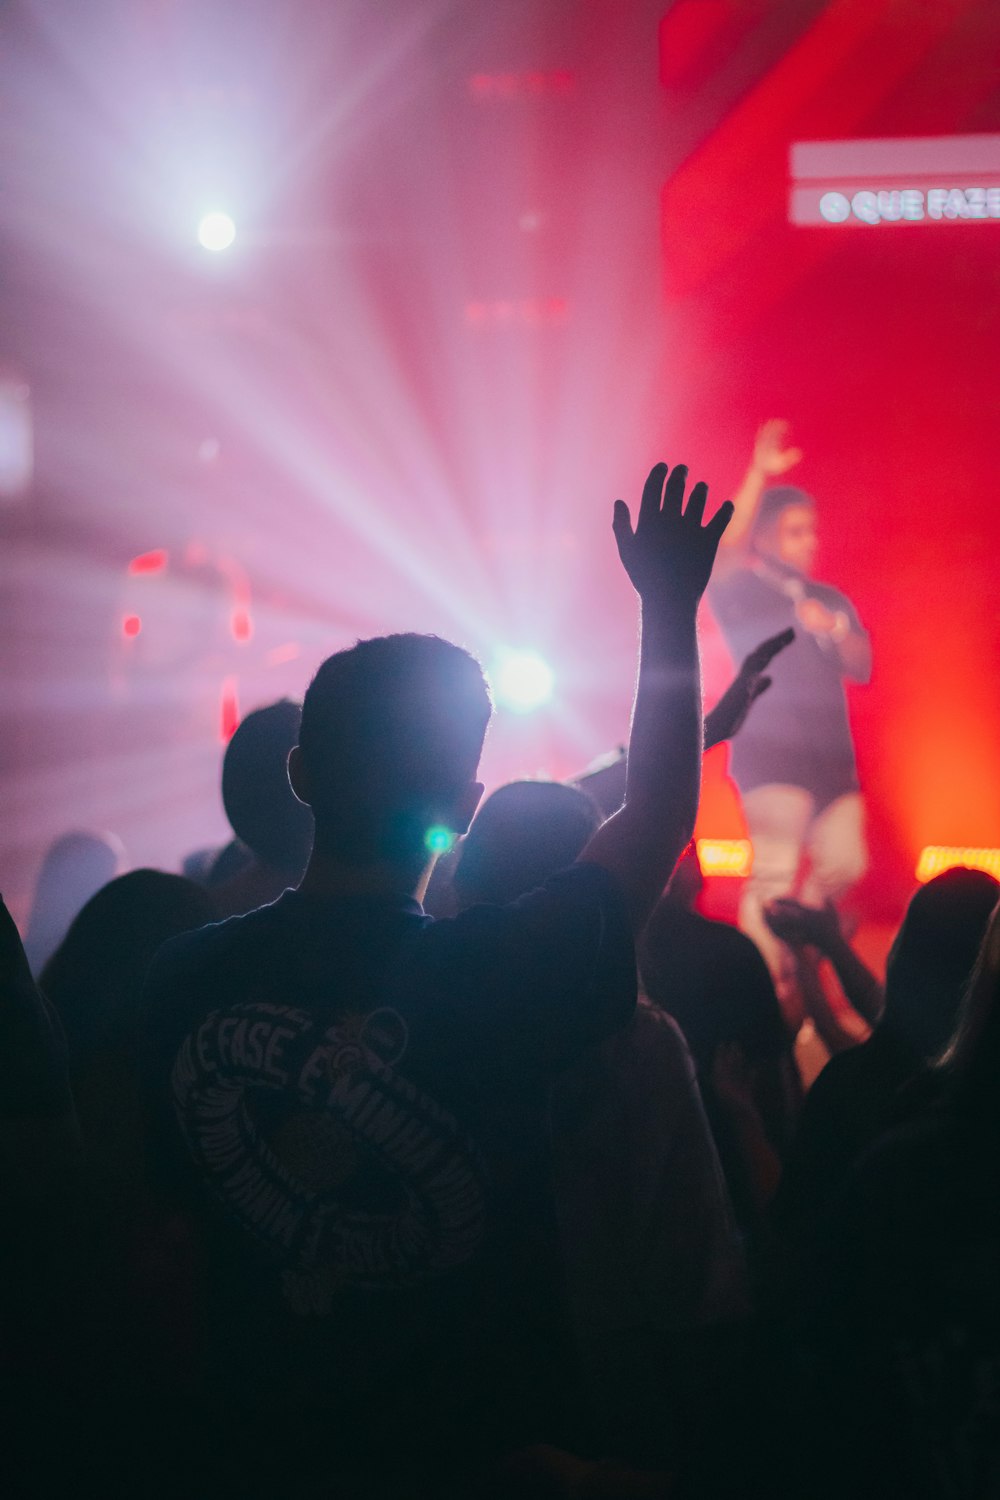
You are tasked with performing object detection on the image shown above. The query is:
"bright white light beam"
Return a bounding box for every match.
[197,211,237,252]
[492,649,554,714]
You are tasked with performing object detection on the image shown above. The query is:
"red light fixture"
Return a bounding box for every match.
[219,677,240,742]
[127,549,168,575]
[230,608,253,643]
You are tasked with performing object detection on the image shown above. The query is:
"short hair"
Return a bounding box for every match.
[750,485,815,550]
[222,700,314,871]
[454,780,602,906]
[299,634,492,861]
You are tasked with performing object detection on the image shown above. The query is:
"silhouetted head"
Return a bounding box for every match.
[24,830,126,975]
[222,700,314,875]
[751,486,818,576]
[453,780,602,907]
[40,870,214,1057]
[291,634,492,867]
[881,866,1000,1061]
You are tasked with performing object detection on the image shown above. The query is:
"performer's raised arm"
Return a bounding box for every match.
[718,419,803,564]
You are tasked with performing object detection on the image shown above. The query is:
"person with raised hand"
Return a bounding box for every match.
[580,461,733,929]
[139,456,732,1494]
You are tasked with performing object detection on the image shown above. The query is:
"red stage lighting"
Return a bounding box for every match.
[127,549,168,575]
[219,678,240,742]
[230,608,252,643]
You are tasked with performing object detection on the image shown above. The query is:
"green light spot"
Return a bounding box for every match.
[425,825,455,856]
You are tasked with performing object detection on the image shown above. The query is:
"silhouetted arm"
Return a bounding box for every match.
[703,627,795,749]
[579,463,732,932]
[790,947,863,1055]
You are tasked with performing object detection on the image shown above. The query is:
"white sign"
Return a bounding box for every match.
[790,135,1000,228]
[816,186,1000,225]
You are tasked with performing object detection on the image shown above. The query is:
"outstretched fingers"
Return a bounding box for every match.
[661,462,688,515]
[684,480,708,527]
[704,498,735,544]
[743,626,795,674]
[637,463,668,529]
[612,498,634,544]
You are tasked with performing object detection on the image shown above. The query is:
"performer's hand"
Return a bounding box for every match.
[764,897,842,953]
[613,462,733,609]
[704,627,795,749]
[751,419,803,478]
[795,598,840,636]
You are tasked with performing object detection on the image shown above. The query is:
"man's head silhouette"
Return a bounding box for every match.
[290,634,492,873]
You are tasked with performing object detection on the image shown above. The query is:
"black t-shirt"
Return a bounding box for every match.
[708,564,864,805]
[140,863,634,1460]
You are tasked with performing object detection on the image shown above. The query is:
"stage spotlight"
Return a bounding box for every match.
[492,649,554,714]
[197,212,236,252]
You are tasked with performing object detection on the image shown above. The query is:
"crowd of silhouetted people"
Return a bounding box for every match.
[3,460,998,1499]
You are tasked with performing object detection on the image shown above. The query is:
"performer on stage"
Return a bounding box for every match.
[708,421,872,992]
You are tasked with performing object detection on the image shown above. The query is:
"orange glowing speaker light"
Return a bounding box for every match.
[696,839,753,877]
[916,846,1000,883]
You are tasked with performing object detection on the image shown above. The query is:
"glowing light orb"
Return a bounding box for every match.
[425,825,456,856]
[197,212,237,252]
[492,650,554,714]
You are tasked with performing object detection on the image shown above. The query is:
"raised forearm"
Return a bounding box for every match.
[581,602,701,930]
[823,935,884,1026]
[719,462,765,556]
[793,950,859,1056]
[626,602,701,836]
[580,461,731,931]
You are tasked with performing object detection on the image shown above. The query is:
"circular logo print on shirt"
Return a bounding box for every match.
[170,1002,488,1307]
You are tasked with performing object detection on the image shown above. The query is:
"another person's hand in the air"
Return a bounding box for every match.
[751,419,803,479]
[764,897,842,954]
[704,627,795,749]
